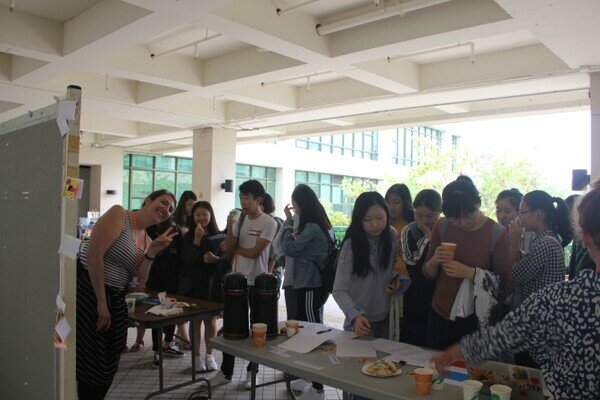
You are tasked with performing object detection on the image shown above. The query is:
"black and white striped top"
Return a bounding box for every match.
[80,210,147,289]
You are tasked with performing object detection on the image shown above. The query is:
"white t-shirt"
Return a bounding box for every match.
[232,212,277,285]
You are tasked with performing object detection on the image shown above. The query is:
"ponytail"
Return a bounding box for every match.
[551,196,573,247]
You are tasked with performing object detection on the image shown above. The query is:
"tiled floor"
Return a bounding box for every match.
[107,296,346,399]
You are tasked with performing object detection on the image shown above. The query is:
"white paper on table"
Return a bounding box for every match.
[335,338,377,358]
[368,338,408,354]
[55,316,71,341]
[384,346,438,368]
[58,234,81,260]
[278,331,330,354]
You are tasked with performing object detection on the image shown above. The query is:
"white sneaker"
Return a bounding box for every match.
[195,355,206,372]
[205,354,217,372]
[208,371,231,387]
[243,371,253,390]
[290,379,311,391]
[298,387,325,400]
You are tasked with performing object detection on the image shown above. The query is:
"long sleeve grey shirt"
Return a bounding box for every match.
[333,228,409,330]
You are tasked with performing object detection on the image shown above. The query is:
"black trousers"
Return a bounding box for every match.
[77,380,110,400]
[151,325,176,352]
[427,308,477,351]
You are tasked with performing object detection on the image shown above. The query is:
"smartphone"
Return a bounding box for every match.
[389,273,400,286]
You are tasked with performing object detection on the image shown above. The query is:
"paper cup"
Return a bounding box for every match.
[490,384,512,400]
[413,368,434,396]
[286,320,299,337]
[125,298,136,315]
[252,323,267,347]
[462,380,483,400]
[440,242,457,259]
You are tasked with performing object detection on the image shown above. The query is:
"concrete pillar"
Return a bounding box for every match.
[192,127,236,228]
[590,72,600,183]
[80,145,124,214]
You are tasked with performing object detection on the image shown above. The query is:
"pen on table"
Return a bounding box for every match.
[316,328,332,334]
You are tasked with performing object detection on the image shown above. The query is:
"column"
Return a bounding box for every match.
[590,71,600,183]
[192,127,237,228]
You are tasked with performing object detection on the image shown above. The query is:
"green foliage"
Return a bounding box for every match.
[385,139,559,219]
[322,201,350,227]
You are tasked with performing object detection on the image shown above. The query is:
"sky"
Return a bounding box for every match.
[433,110,591,194]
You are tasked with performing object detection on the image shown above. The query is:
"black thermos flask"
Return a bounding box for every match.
[223,273,249,340]
[253,273,278,340]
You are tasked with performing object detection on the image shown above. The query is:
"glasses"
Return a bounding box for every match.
[517,210,533,216]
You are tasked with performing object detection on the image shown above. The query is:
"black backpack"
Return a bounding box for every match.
[319,232,340,296]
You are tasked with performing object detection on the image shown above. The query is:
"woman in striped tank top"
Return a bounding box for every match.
[76,189,177,399]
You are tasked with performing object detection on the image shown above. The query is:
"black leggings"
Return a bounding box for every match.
[151,325,175,352]
[77,380,110,400]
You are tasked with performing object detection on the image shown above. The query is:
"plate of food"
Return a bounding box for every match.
[361,359,403,378]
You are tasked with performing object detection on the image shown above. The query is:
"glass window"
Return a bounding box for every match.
[308,141,320,151]
[176,173,192,198]
[155,156,176,171]
[296,170,307,182]
[131,170,153,197]
[320,185,331,202]
[253,166,267,179]
[177,158,193,173]
[296,139,309,149]
[123,154,130,168]
[267,168,276,180]
[155,171,175,193]
[122,170,130,210]
[308,172,319,183]
[236,164,250,177]
[131,154,153,169]
[130,198,145,210]
[320,174,331,184]
[266,181,276,198]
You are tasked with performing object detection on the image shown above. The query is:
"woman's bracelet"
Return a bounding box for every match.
[144,253,155,261]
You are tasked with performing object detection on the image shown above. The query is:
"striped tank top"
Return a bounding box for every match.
[80,210,147,289]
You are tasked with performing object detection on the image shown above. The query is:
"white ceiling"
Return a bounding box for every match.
[0,0,598,153]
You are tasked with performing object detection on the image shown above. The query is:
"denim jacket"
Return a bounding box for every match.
[281,219,327,289]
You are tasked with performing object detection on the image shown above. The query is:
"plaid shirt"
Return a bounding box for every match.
[512,229,564,301]
[460,269,600,399]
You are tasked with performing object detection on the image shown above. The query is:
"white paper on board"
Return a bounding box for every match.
[58,101,77,120]
[56,117,70,137]
[58,234,81,260]
[56,294,66,312]
[55,317,71,341]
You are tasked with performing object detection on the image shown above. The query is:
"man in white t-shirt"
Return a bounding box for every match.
[211,179,277,390]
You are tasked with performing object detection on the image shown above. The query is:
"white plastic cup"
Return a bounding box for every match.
[125,298,136,315]
[490,384,512,400]
[462,380,483,400]
[432,373,445,390]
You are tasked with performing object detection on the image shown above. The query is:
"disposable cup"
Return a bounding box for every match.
[490,384,512,400]
[432,373,445,390]
[252,323,267,347]
[462,380,483,400]
[286,320,299,337]
[413,368,434,396]
[440,242,457,259]
[125,298,136,315]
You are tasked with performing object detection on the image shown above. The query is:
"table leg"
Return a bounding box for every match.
[191,320,196,381]
[158,326,164,391]
[251,362,258,400]
[284,373,298,400]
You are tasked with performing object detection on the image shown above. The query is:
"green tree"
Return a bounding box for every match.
[385,141,558,219]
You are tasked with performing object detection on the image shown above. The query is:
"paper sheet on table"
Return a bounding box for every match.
[383,344,438,367]
[58,234,81,260]
[297,323,357,343]
[278,331,330,354]
[368,338,408,353]
[336,338,377,358]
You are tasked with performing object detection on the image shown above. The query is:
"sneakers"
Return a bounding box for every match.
[290,379,311,392]
[208,371,232,388]
[129,341,144,352]
[297,387,325,400]
[163,344,184,357]
[195,355,206,372]
[205,354,217,372]
[243,371,253,390]
[174,337,191,350]
[152,353,160,369]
